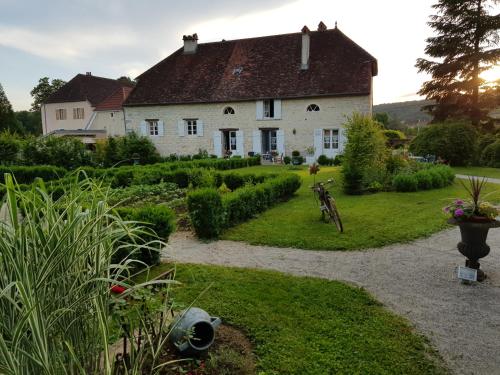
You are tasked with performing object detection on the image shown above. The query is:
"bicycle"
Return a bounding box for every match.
[311,179,343,232]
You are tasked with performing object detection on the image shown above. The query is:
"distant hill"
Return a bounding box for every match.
[374,100,433,126]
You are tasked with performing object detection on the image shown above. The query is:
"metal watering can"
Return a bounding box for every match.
[169,307,221,354]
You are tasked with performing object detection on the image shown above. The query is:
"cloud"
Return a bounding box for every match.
[0,26,138,61]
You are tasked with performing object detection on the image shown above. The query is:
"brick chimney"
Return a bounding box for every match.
[86,72,92,76]
[301,26,310,70]
[183,33,198,54]
[317,21,327,31]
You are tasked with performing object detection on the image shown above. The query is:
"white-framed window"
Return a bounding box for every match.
[55,109,67,120]
[185,119,198,135]
[229,131,237,151]
[73,107,84,119]
[323,129,339,149]
[147,119,159,136]
[306,104,320,112]
[263,99,275,118]
[270,130,277,151]
[223,106,235,115]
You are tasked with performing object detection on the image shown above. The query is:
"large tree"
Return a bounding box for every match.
[0,83,19,132]
[416,0,500,125]
[30,77,66,111]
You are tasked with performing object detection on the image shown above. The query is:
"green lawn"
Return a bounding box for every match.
[144,263,447,375]
[221,165,500,250]
[452,166,500,180]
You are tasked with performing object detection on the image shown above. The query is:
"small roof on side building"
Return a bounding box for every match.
[45,74,134,107]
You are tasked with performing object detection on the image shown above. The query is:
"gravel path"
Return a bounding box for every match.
[456,174,500,184]
[164,228,500,375]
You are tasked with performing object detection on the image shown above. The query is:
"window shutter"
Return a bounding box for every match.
[140,121,148,136]
[313,129,323,158]
[158,120,164,136]
[274,99,282,119]
[177,120,185,137]
[197,120,204,136]
[252,130,262,154]
[236,130,244,157]
[339,128,346,152]
[276,129,285,155]
[256,101,264,120]
[213,131,222,157]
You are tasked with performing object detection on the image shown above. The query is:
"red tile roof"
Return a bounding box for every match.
[45,74,134,107]
[95,87,133,111]
[125,27,377,106]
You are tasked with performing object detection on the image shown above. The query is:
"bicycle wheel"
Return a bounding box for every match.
[326,197,343,233]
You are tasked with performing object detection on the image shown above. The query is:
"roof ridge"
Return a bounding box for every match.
[197,27,340,47]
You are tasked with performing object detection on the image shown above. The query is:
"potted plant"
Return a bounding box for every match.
[444,177,500,281]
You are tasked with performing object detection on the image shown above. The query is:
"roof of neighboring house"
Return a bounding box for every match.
[125,26,377,106]
[95,86,134,111]
[45,74,134,107]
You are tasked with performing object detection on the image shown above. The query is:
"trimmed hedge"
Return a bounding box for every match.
[0,165,67,184]
[187,188,226,238]
[392,164,454,192]
[114,205,176,267]
[188,174,301,238]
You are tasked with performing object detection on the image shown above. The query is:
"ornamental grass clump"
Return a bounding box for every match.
[443,177,499,221]
[0,173,175,374]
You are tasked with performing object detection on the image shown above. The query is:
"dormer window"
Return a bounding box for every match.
[264,99,275,118]
[223,107,235,115]
[307,104,320,112]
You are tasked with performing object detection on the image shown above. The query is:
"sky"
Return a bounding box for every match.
[0,0,498,111]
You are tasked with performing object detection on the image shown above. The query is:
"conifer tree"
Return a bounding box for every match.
[0,83,18,132]
[416,0,500,125]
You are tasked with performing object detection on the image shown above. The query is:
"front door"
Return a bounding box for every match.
[261,129,277,154]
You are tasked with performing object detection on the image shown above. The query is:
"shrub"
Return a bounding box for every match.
[223,173,245,191]
[383,129,406,140]
[22,136,93,169]
[116,132,161,165]
[0,165,67,184]
[333,154,344,166]
[0,132,20,164]
[188,174,301,238]
[386,155,408,174]
[414,170,433,190]
[292,150,301,157]
[293,156,305,165]
[115,205,175,266]
[480,140,500,167]
[317,155,331,166]
[187,188,225,238]
[284,156,291,164]
[342,114,388,195]
[409,122,477,166]
[392,173,418,192]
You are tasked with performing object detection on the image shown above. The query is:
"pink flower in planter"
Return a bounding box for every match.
[455,199,464,205]
[454,208,464,217]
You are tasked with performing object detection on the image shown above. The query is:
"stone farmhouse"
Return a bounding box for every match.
[41,74,134,145]
[123,22,377,159]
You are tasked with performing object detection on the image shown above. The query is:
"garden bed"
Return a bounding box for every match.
[144,263,448,374]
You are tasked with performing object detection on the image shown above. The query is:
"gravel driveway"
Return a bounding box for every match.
[164,228,500,375]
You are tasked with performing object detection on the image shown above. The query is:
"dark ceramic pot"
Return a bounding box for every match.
[448,218,500,281]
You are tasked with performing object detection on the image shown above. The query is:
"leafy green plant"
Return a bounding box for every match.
[480,140,500,167]
[392,173,418,192]
[22,135,93,168]
[409,122,477,166]
[0,174,173,374]
[0,131,20,164]
[342,114,388,195]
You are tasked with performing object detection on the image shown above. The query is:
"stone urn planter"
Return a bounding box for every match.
[448,217,500,281]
